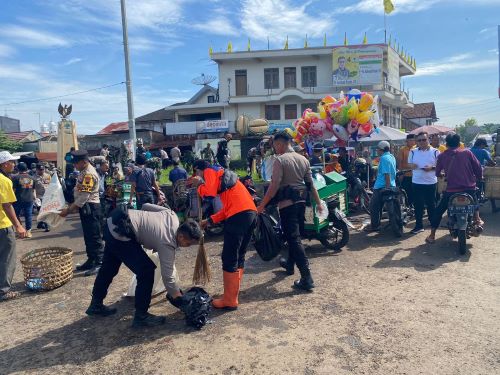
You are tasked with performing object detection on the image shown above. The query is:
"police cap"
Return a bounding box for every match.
[71,149,89,162]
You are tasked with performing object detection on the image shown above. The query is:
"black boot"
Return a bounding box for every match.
[279,257,294,275]
[85,299,117,317]
[76,258,94,271]
[132,312,166,328]
[293,265,315,292]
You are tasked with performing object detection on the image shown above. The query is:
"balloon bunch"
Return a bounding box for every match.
[287,89,380,147]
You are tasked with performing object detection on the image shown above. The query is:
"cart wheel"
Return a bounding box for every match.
[319,221,349,251]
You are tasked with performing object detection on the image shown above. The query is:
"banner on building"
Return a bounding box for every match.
[332,45,383,86]
[268,121,294,133]
[196,119,229,133]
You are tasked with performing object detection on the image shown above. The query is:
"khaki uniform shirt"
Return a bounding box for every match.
[269,149,313,209]
[74,163,100,207]
[397,145,415,177]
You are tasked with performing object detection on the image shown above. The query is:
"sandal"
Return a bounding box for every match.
[0,291,20,302]
[425,236,435,244]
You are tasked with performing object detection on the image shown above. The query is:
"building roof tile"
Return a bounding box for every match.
[401,102,437,119]
[96,122,129,135]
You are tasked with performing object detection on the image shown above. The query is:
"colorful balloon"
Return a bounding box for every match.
[358,93,374,112]
[332,124,349,141]
[347,98,359,120]
[355,110,373,125]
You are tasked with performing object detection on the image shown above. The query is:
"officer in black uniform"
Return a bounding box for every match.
[59,150,104,276]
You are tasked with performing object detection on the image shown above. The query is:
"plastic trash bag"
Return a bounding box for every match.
[253,213,282,261]
[123,250,166,297]
[37,174,66,228]
[315,200,329,222]
[178,287,212,330]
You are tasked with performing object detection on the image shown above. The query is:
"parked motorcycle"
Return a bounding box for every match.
[344,159,372,214]
[447,192,483,255]
[381,187,405,237]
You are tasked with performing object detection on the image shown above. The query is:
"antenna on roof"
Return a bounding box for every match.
[191,73,216,86]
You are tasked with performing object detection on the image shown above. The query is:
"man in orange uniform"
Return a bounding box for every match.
[396,134,416,206]
[192,160,257,310]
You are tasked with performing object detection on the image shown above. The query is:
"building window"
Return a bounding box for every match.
[265,105,280,120]
[264,68,279,89]
[301,66,317,87]
[207,95,215,103]
[284,67,296,88]
[284,104,297,120]
[426,119,432,125]
[301,102,317,113]
[235,70,247,96]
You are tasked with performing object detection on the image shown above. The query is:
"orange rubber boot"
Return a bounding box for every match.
[212,271,240,310]
[238,268,244,287]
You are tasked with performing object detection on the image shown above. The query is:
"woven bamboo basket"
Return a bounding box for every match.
[21,247,73,291]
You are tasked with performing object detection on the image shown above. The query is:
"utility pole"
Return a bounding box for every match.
[120,0,136,159]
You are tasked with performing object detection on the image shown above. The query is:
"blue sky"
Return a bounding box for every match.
[0,0,499,134]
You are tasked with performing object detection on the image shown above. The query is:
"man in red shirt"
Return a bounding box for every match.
[191,160,257,310]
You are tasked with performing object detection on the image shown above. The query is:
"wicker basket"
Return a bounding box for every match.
[484,167,500,199]
[21,247,73,291]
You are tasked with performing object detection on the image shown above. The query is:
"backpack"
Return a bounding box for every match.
[253,213,282,261]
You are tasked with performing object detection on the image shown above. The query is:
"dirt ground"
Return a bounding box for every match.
[0,205,499,375]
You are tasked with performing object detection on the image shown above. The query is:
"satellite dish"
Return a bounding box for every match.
[191,73,216,86]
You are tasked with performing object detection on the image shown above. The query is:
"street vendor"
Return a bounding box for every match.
[86,204,202,328]
[191,160,257,310]
[59,150,104,277]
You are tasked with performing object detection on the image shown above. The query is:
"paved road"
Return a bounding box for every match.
[0,205,499,374]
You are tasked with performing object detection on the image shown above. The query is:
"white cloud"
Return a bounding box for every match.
[0,25,68,47]
[412,53,497,77]
[192,16,240,36]
[0,44,15,57]
[63,58,83,66]
[241,0,333,42]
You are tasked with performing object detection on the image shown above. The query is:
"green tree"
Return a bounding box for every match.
[0,130,22,152]
[455,118,479,144]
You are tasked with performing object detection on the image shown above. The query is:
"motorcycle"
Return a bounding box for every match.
[344,159,372,214]
[447,192,483,255]
[381,187,405,237]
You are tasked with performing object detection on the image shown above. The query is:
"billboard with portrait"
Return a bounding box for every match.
[332,45,383,86]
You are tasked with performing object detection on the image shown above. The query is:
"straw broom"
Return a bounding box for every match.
[192,193,211,285]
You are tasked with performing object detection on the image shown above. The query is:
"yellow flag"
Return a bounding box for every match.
[344,32,348,46]
[227,41,232,53]
[362,32,367,44]
[304,35,308,48]
[284,36,289,50]
[384,0,395,14]
[323,33,327,47]
[247,38,251,51]
[208,46,213,56]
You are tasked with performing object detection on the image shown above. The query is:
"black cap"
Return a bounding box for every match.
[18,162,28,172]
[36,163,45,170]
[273,131,291,142]
[71,149,89,162]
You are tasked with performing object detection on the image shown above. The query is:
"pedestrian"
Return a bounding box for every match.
[160,147,169,169]
[136,139,146,157]
[310,144,323,166]
[470,138,499,212]
[100,144,110,160]
[170,145,181,163]
[168,161,188,185]
[257,132,324,291]
[86,204,202,327]
[59,150,104,276]
[338,147,352,173]
[64,147,75,179]
[201,143,215,164]
[129,154,163,209]
[11,162,36,238]
[216,132,232,168]
[407,132,439,234]
[0,151,27,302]
[192,160,257,310]
[430,134,446,153]
[246,147,257,173]
[97,161,110,219]
[64,165,77,204]
[34,164,51,232]
[426,133,483,244]
[365,141,397,232]
[396,134,416,207]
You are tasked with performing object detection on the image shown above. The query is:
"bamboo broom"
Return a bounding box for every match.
[192,194,211,285]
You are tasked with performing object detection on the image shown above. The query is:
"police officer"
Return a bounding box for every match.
[257,132,323,291]
[59,150,104,276]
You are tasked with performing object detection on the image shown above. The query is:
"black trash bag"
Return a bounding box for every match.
[178,287,212,330]
[254,213,282,261]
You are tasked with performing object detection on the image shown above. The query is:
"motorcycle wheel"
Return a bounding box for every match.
[458,230,467,255]
[386,200,403,238]
[319,221,349,251]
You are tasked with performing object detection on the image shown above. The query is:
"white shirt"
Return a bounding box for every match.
[408,147,440,185]
[160,149,169,160]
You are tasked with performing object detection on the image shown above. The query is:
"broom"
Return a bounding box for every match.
[192,193,211,285]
